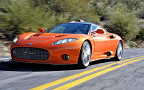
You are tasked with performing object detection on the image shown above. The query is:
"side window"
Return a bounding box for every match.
[91,25,97,32]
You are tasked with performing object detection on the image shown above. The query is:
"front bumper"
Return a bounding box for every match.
[10,42,82,64]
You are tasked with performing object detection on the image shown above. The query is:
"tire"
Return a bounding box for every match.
[78,41,91,68]
[111,41,123,61]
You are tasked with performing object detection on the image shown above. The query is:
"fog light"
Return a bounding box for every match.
[63,54,70,61]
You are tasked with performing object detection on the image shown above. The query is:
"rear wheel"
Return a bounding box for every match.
[111,41,123,61]
[78,41,91,68]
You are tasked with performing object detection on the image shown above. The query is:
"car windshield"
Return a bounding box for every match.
[47,23,90,34]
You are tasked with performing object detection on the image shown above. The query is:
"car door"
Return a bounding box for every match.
[91,25,110,56]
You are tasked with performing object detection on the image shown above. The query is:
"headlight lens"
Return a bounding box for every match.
[51,38,77,45]
[13,36,18,43]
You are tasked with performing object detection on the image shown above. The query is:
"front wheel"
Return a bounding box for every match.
[78,41,91,68]
[111,41,123,61]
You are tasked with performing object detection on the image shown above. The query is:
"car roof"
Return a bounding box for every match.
[67,22,99,26]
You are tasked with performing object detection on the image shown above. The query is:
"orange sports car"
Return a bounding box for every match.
[10,22,123,68]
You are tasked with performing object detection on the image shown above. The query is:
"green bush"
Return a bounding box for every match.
[107,4,139,40]
[136,26,144,40]
[0,0,69,40]
[47,0,100,23]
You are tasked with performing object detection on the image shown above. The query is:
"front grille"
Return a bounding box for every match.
[11,47,49,60]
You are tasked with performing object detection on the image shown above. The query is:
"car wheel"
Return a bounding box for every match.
[111,41,123,61]
[78,41,91,68]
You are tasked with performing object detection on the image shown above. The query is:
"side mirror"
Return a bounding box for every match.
[96,29,105,34]
[38,28,45,33]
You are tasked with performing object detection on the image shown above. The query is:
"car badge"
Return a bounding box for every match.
[27,43,33,45]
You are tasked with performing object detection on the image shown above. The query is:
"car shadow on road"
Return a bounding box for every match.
[0,59,116,72]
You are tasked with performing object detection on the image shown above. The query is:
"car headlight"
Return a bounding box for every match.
[51,38,77,45]
[13,36,18,43]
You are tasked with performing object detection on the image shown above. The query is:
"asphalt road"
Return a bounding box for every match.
[0,48,144,90]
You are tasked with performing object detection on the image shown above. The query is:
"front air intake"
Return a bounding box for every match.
[11,47,49,60]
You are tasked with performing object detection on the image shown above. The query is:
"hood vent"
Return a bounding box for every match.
[55,34,66,37]
[33,33,42,37]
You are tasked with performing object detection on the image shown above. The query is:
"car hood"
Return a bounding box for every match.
[14,33,89,47]
[24,33,85,41]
